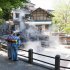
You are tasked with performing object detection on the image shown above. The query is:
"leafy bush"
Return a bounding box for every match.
[0,19,5,25]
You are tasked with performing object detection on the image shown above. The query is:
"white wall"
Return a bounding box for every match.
[12,9,30,31]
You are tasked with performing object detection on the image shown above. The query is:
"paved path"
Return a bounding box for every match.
[0,50,53,70]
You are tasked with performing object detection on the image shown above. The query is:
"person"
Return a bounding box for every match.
[11,33,21,61]
[6,31,13,60]
[6,31,21,61]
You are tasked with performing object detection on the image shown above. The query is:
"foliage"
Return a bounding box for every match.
[0,0,28,20]
[0,19,5,25]
[0,8,3,18]
[52,0,70,34]
[63,24,70,34]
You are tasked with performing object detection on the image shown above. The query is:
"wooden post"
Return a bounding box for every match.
[28,49,33,64]
[55,55,60,70]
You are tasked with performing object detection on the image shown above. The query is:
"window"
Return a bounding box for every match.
[15,13,19,18]
[45,25,49,30]
[36,25,42,32]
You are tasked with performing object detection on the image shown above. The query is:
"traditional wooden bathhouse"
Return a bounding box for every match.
[25,7,54,35]
[11,6,53,35]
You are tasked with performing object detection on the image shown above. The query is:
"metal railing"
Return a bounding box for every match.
[18,48,70,70]
[1,43,70,70]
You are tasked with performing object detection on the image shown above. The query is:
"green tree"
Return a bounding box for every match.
[52,0,70,34]
[0,19,5,25]
[63,23,70,34]
[0,8,3,18]
[0,0,28,20]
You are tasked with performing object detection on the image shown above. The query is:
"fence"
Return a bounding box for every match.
[1,43,70,70]
[18,48,70,70]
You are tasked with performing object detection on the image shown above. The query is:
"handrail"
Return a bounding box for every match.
[18,48,70,70]
[60,66,70,69]
[60,58,70,61]
[19,48,28,52]
[18,49,55,66]
[33,52,55,58]
[33,58,55,66]
[18,54,28,58]
[1,43,70,70]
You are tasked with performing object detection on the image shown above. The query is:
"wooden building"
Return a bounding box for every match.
[25,8,54,35]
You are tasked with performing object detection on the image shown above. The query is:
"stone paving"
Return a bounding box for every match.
[0,50,53,70]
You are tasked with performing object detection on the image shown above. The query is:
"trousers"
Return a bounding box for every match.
[8,44,12,59]
[11,46,18,61]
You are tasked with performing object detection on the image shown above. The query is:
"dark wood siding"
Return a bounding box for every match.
[31,8,52,21]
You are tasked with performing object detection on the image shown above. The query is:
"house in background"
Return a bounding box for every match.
[11,3,54,36]
[25,8,54,35]
[11,2,35,31]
